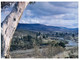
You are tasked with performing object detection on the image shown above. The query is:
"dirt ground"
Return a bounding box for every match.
[10,46,78,58]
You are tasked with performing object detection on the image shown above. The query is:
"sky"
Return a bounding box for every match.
[1,2,78,28]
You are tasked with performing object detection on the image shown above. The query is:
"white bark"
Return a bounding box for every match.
[1,2,29,58]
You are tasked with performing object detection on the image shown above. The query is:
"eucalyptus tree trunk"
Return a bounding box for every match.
[1,2,29,58]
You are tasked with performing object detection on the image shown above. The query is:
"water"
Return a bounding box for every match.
[58,37,78,47]
[66,40,78,47]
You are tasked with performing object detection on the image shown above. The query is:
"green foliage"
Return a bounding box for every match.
[35,34,42,46]
[43,34,46,38]
[10,34,43,51]
[58,41,66,48]
[1,2,14,9]
[10,35,34,51]
[72,34,75,37]
[29,2,35,4]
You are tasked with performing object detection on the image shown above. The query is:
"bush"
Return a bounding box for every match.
[58,41,66,48]
[10,35,34,51]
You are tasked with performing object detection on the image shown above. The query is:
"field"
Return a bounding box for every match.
[10,46,78,58]
[9,29,78,58]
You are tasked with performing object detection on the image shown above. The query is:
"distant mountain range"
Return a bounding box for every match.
[17,23,78,33]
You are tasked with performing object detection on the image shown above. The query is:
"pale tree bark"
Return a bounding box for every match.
[1,2,29,58]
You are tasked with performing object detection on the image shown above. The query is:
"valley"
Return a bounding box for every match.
[10,23,78,58]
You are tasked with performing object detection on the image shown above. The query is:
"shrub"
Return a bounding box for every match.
[58,41,66,48]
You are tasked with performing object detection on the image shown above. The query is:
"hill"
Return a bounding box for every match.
[17,23,78,33]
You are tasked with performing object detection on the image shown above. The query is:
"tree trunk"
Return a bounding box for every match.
[1,2,29,58]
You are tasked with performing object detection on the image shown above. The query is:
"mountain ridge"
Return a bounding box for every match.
[17,23,78,33]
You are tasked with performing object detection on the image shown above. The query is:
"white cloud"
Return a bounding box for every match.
[19,2,78,28]
[19,18,40,24]
[1,2,78,28]
[25,10,33,16]
[66,2,78,8]
[19,17,78,28]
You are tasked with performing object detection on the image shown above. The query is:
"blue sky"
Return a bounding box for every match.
[1,2,78,28]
